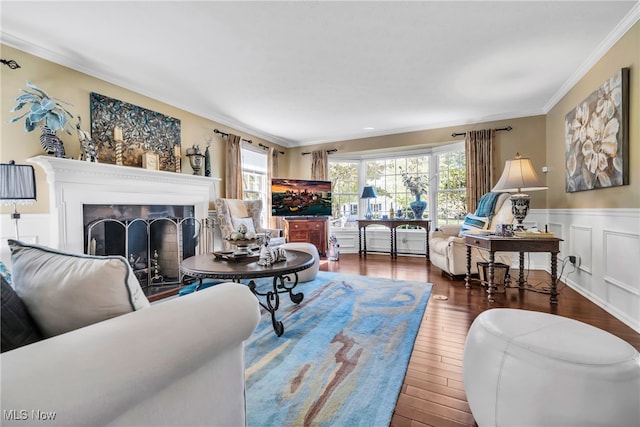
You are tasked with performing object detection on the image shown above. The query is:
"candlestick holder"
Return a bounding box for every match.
[115,139,123,166]
[174,146,181,173]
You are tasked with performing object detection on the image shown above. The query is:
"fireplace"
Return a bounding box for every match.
[29,156,219,257]
[83,204,203,289]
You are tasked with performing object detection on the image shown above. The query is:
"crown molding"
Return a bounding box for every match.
[292,109,545,147]
[1,32,295,148]
[543,3,640,113]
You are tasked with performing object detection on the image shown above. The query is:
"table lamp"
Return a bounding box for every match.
[360,186,377,220]
[1,160,37,240]
[492,153,547,230]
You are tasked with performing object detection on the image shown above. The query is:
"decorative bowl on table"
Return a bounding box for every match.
[225,237,263,256]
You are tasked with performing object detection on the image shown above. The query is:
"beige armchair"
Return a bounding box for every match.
[214,198,284,251]
[429,193,514,277]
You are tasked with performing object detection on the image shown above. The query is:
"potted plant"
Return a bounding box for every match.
[9,81,75,157]
[400,168,434,219]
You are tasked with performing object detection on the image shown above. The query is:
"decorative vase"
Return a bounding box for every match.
[204,146,211,177]
[409,194,427,219]
[40,125,66,158]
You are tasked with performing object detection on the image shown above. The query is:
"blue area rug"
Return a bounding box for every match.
[244,271,432,426]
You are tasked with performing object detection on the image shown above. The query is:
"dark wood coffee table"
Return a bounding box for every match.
[180,250,314,336]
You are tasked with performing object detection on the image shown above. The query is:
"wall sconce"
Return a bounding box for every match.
[1,160,37,239]
[1,59,21,69]
[492,153,547,230]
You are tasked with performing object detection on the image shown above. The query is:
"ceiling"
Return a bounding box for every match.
[1,1,638,147]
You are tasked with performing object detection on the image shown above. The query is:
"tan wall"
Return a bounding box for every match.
[546,22,639,209]
[286,115,547,208]
[5,21,636,213]
[0,44,287,212]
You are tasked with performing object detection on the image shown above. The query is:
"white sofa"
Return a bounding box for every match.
[1,282,261,427]
[429,193,514,277]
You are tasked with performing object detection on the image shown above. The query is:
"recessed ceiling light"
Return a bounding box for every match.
[363,127,375,130]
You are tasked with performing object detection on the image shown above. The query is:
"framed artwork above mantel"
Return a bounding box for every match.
[564,68,629,193]
[90,92,181,172]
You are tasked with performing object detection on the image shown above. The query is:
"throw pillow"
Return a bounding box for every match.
[231,217,256,233]
[458,213,489,236]
[0,261,12,285]
[8,240,150,338]
[1,275,43,352]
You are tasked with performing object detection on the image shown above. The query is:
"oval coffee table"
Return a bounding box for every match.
[180,250,314,336]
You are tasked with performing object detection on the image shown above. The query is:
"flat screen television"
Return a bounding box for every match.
[271,178,332,217]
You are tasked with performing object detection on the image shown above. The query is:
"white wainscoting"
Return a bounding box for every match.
[545,208,640,333]
[1,213,51,268]
[331,208,639,333]
[330,226,429,257]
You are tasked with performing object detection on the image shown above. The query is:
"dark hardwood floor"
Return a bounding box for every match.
[321,253,640,427]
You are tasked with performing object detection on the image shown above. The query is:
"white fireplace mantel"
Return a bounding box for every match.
[29,156,220,253]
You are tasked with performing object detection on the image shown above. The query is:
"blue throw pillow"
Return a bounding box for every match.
[459,213,489,236]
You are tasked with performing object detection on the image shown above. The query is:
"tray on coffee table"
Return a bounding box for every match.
[213,248,260,261]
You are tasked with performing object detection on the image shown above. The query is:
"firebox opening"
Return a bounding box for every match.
[83,204,197,293]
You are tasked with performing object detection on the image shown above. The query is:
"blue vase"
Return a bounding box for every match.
[410,195,427,219]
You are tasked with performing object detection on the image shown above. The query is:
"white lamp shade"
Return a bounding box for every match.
[492,155,547,194]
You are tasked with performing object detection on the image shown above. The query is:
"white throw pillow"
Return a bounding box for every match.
[458,214,489,236]
[8,240,150,338]
[231,217,256,233]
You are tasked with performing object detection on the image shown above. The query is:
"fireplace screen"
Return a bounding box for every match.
[84,204,210,294]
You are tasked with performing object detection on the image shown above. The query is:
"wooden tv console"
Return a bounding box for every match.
[284,217,328,257]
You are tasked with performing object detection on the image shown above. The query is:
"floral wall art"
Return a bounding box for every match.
[90,92,181,171]
[564,68,629,193]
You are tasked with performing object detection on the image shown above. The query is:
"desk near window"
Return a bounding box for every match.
[358,219,431,259]
[463,234,563,304]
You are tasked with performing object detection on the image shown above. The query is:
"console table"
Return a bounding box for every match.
[464,235,563,303]
[357,219,431,259]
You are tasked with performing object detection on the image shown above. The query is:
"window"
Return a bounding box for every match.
[436,149,467,225]
[241,147,268,225]
[366,156,432,219]
[328,143,465,228]
[329,160,360,224]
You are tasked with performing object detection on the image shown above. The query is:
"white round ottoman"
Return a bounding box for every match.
[463,308,640,426]
[280,242,319,283]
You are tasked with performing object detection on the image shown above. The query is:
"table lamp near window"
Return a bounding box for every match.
[491,153,547,230]
[360,186,377,220]
[1,160,37,240]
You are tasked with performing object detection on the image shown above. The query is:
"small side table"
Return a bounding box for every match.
[464,235,563,303]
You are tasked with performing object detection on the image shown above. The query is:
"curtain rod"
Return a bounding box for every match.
[451,126,512,138]
[258,142,285,155]
[301,149,338,156]
[213,128,252,144]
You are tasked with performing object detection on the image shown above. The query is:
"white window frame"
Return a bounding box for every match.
[328,141,464,229]
[241,146,268,226]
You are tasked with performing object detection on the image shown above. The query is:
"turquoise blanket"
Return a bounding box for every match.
[475,191,502,218]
